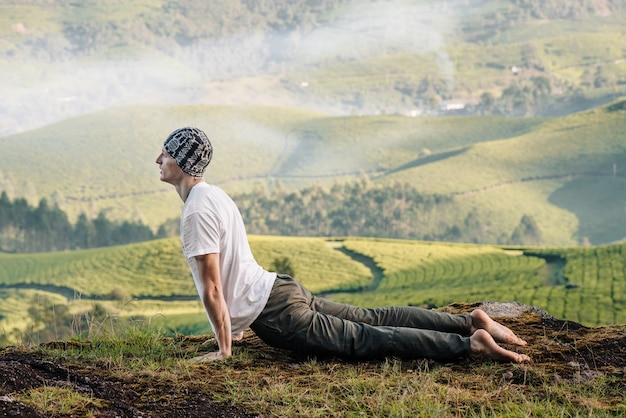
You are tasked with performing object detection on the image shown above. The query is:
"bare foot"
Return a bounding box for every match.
[470,309,527,346]
[470,330,531,363]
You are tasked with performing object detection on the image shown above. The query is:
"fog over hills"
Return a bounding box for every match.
[2,0,625,136]
[2,1,454,135]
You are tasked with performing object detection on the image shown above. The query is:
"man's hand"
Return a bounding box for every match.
[201,337,216,346]
[202,331,243,346]
[188,351,229,363]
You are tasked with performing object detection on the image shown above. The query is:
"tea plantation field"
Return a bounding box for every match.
[1,236,624,345]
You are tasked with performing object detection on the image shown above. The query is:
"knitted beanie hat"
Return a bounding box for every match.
[163,127,213,177]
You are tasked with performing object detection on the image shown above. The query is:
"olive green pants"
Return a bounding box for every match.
[250,275,472,361]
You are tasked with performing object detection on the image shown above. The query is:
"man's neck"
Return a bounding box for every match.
[176,176,204,202]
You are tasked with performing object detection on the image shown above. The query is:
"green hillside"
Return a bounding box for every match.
[0,235,372,341]
[1,236,624,345]
[0,104,534,216]
[0,105,328,225]
[2,99,626,246]
[379,100,626,245]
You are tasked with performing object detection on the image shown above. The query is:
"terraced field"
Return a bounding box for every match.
[524,245,626,325]
[332,238,626,327]
[2,236,624,345]
[0,236,371,341]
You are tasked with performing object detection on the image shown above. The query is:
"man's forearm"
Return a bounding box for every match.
[195,252,232,359]
[203,289,232,357]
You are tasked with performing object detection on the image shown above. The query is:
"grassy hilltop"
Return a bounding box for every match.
[2,99,626,246]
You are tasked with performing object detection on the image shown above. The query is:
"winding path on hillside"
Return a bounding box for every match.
[452,172,626,197]
[323,240,385,294]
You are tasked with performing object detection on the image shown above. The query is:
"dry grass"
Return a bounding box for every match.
[19,303,623,417]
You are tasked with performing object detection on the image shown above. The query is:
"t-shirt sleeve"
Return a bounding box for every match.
[181,210,221,259]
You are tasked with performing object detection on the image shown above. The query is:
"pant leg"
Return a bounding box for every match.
[311,295,472,335]
[250,276,470,361]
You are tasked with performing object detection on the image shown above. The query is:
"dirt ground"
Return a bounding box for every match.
[1,303,625,417]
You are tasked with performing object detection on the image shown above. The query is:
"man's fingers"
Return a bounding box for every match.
[188,352,222,363]
[201,337,217,346]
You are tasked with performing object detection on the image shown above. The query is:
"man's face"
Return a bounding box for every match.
[155,148,185,184]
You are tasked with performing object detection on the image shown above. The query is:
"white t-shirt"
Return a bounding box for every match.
[180,182,275,335]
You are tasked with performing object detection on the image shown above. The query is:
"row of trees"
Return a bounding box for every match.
[0,178,544,254]
[512,0,624,20]
[233,180,543,246]
[12,0,350,61]
[12,0,621,60]
[0,192,157,253]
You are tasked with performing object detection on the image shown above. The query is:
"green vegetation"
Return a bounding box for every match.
[236,179,546,245]
[525,245,626,325]
[0,176,545,254]
[237,235,372,294]
[0,235,372,345]
[0,238,191,297]
[15,386,107,417]
[2,236,625,346]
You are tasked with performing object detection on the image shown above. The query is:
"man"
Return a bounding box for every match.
[156,127,531,364]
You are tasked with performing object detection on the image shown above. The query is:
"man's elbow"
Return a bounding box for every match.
[203,285,223,304]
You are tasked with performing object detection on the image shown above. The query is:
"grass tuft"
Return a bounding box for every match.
[15,386,107,418]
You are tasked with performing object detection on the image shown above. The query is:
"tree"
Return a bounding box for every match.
[510,215,542,245]
[270,256,295,277]
[0,191,11,229]
[73,213,92,249]
[531,76,551,97]
[93,211,113,247]
[479,92,495,114]
[593,66,613,89]
[0,193,158,253]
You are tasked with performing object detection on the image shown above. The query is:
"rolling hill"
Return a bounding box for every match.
[1,99,625,246]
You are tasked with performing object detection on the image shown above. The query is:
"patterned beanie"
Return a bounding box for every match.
[163,127,213,177]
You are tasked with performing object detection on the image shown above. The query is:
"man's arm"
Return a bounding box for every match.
[195,252,232,359]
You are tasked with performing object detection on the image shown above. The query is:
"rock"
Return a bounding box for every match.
[477,301,553,319]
